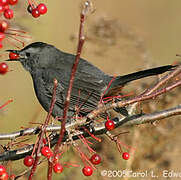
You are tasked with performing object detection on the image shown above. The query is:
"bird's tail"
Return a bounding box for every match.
[109,65,175,89]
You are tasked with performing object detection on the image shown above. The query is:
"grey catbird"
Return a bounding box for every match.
[7,42,174,122]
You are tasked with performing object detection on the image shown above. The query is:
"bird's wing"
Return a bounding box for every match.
[41,67,109,115]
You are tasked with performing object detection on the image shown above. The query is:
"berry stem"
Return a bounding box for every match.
[7,35,25,47]
[78,134,96,153]
[5,32,32,39]
[27,0,37,7]
[31,0,37,6]
[82,127,102,142]
[27,0,33,8]
[99,76,116,104]
[75,146,96,170]
[7,29,29,34]
[0,99,13,110]
[5,38,21,48]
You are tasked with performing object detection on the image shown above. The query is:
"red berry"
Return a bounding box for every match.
[31,8,40,18]
[37,3,47,15]
[41,146,53,158]
[53,163,63,174]
[4,9,13,19]
[0,20,8,32]
[0,33,4,41]
[3,5,9,10]
[90,154,101,165]
[0,42,3,48]
[0,0,8,6]
[9,52,19,60]
[8,0,18,5]
[0,171,8,180]
[122,152,130,160]
[0,5,4,12]
[0,32,5,40]
[9,174,15,179]
[24,155,34,167]
[0,62,8,74]
[82,166,93,176]
[105,120,115,131]
[0,165,6,175]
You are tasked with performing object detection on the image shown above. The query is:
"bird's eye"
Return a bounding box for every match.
[26,52,31,57]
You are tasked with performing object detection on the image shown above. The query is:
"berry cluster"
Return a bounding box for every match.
[41,146,64,174]
[0,1,47,49]
[27,3,47,18]
[82,153,102,176]
[104,117,131,161]
[0,0,18,20]
[0,51,20,75]
[23,146,102,176]
[23,146,65,174]
[0,165,8,180]
[0,52,20,75]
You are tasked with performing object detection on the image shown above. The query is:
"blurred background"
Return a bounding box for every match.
[0,0,181,179]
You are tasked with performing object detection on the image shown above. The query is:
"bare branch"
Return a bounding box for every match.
[0,104,181,162]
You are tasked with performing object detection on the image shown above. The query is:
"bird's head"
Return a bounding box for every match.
[6,42,59,73]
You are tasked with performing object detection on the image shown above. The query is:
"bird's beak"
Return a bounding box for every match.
[6,49,22,61]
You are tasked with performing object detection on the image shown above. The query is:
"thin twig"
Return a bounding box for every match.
[142,64,181,96]
[53,0,90,162]
[0,99,13,110]
[28,79,58,180]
